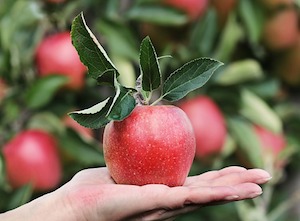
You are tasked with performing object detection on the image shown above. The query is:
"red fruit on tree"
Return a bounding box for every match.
[163,0,208,21]
[179,96,227,159]
[261,9,298,51]
[103,105,196,187]
[35,32,86,90]
[211,0,237,27]
[254,125,286,162]
[2,130,62,191]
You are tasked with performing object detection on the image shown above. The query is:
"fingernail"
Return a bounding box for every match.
[225,195,239,200]
[256,176,272,183]
[249,191,263,198]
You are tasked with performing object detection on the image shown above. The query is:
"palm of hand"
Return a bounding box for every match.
[62,166,270,221]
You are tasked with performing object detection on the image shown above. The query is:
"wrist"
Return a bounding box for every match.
[0,187,78,221]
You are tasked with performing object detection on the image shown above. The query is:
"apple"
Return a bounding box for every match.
[2,129,62,191]
[103,105,196,187]
[272,33,300,86]
[254,125,286,165]
[261,8,298,51]
[178,96,227,159]
[163,0,208,21]
[63,115,93,140]
[35,32,86,90]
[211,0,237,28]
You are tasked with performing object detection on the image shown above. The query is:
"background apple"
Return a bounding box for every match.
[272,33,300,86]
[211,0,237,28]
[254,125,286,166]
[2,129,62,191]
[178,96,227,159]
[35,32,86,90]
[103,105,196,187]
[163,0,208,21]
[260,0,294,10]
[261,8,298,51]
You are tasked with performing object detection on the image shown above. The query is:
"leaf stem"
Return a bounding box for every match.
[150,96,164,106]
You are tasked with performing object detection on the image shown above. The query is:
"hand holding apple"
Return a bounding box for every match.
[69,13,224,187]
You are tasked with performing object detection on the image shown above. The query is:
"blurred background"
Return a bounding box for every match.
[1,0,300,220]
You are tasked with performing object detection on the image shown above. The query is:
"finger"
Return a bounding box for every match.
[70,168,115,185]
[185,166,247,186]
[209,169,272,186]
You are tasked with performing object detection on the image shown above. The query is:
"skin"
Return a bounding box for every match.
[0,166,271,221]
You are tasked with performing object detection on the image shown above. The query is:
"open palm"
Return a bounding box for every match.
[61,166,271,221]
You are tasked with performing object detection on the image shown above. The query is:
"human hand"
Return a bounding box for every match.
[59,166,271,221]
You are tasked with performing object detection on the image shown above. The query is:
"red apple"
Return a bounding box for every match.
[273,33,300,86]
[35,32,86,90]
[261,8,298,51]
[103,105,196,187]
[254,125,286,163]
[211,0,237,28]
[178,96,227,159]
[2,129,62,191]
[163,0,208,21]
[63,115,93,140]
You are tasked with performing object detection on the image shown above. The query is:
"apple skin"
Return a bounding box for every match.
[103,105,196,187]
[2,130,62,191]
[261,9,298,51]
[254,125,286,160]
[163,0,208,21]
[272,34,300,86]
[178,96,226,159]
[35,32,86,90]
[211,0,237,28]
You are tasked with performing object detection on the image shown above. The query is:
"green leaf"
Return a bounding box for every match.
[140,36,161,92]
[162,58,223,102]
[69,97,113,129]
[106,76,136,121]
[228,117,263,168]
[240,89,282,133]
[214,59,264,85]
[25,75,68,109]
[71,12,118,85]
[7,184,33,210]
[59,129,105,166]
[96,19,139,61]
[238,0,265,44]
[190,9,218,55]
[126,5,188,26]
